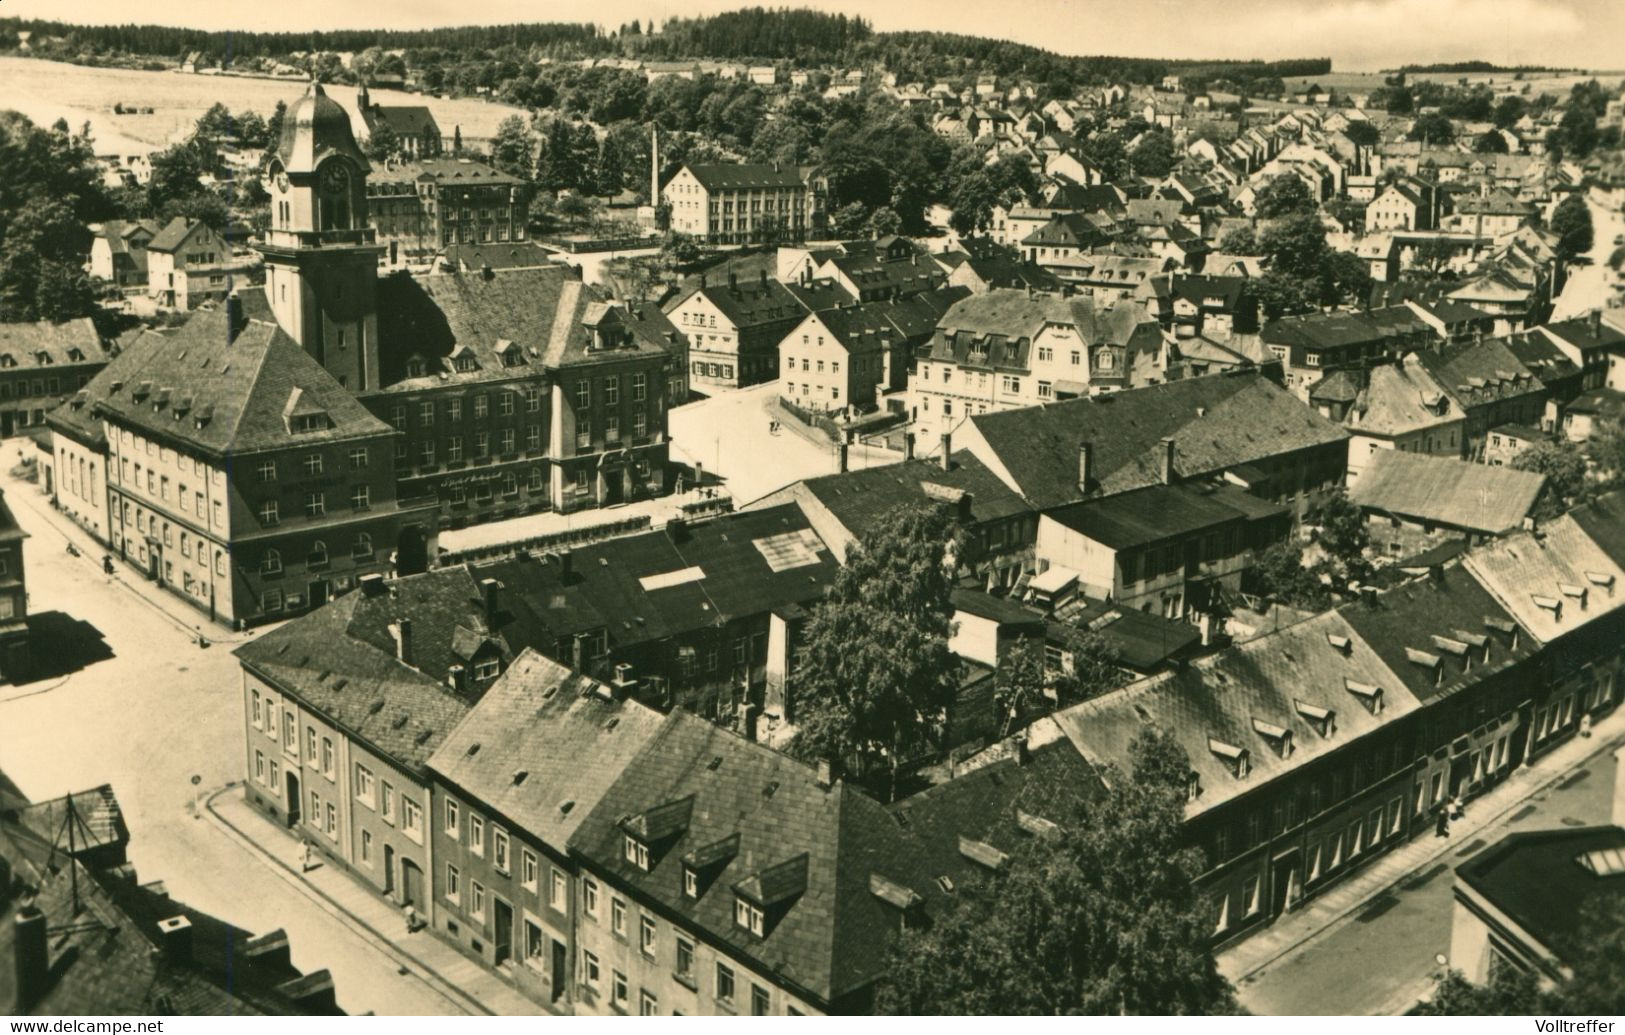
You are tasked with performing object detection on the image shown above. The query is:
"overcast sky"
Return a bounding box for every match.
[11,0,1625,72]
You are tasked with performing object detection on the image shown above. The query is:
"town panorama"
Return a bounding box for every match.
[1,2,1624,1020]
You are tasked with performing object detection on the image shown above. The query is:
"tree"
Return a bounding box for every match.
[831,200,870,239]
[1513,439,1587,506]
[875,729,1238,1015]
[1473,129,1509,153]
[489,115,533,181]
[146,143,207,214]
[1550,194,1594,262]
[1248,540,1331,611]
[0,112,114,323]
[1343,120,1381,148]
[365,120,402,163]
[1416,968,1548,1016]
[1081,130,1129,181]
[1129,131,1176,178]
[1322,249,1373,308]
[866,206,902,238]
[537,118,583,194]
[265,100,287,153]
[1558,891,1625,1014]
[1586,415,1625,487]
[1312,489,1368,569]
[1259,212,1330,283]
[1254,174,1315,219]
[555,193,594,229]
[787,504,964,800]
[1049,625,1125,707]
[993,636,1047,737]
[1407,112,1455,145]
[1219,224,1259,255]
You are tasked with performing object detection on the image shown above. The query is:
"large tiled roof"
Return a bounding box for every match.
[0,317,103,370]
[679,278,804,331]
[364,104,440,139]
[234,569,500,771]
[1413,337,1542,410]
[372,156,516,188]
[792,450,1031,539]
[1567,491,1625,570]
[925,290,1152,370]
[1045,481,1282,550]
[1343,361,1459,437]
[1464,517,1625,646]
[74,307,391,459]
[477,504,837,650]
[1260,305,1429,351]
[1457,826,1625,967]
[1053,610,1419,818]
[1339,563,1535,705]
[966,371,1347,509]
[684,163,807,191]
[428,649,666,851]
[1350,450,1544,535]
[1541,314,1625,355]
[567,710,934,1005]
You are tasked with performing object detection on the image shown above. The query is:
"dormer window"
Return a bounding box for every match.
[1559,583,1588,610]
[1585,571,1615,595]
[683,867,699,898]
[1431,635,1470,668]
[406,356,427,378]
[735,897,765,937]
[1252,718,1293,758]
[1209,738,1250,779]
[1295,700,1335,738]
[958,836,1009,871]
[1345,678,1385,714]
[1326,633,1352,654]
[1532,594,1562,619]
[1186,771,1201,802]
[624,834,650,871]
[454,352,479,373]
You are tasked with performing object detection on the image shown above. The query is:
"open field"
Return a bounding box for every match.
[0,55,525,155]
[1283,69,1625,95]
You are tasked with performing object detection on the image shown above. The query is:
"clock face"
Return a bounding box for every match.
[274,171,289,193]
[320,162,349,196]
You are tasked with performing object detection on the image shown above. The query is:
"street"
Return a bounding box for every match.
[1550,190,1625,321]
[1233,738,1621,1015]
[668,382,899,504]
[0,470,460,1015]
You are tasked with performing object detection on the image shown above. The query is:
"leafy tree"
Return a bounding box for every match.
[1322,249,1373,307]
[1081,130,1129,181]
[1550,194,1593,262]
[1259,212,1330,283]
[1407,112,1455,145]
[0,112,114,323]
[1322,196,1367,231]
[1512,439,1587,507]
[832,200,870,239]
[146,143,207,214]
[265,100,287,153]
[489,115,534,181]
[1129,131,1176,178]
[1559,891,1625,1014]
[1049,625,1126,707]
[1312,489,1368,569]
[537,118,584,194]
[787,504,964,800]
[555,193,594,229]
[1587,415,1625,487]
[993,636,1047,737]
[1473,130,1509,154]
[365,120,402,163]
[1493,94,1528,129]
[194,101,234,140]
[867,206,903,238]
[1254,174,1315,219]
[1416,968,1548,1015]
[1343,120,1380,148]
[1249,270,1315,319]
[1248,540,1331,611]
[1219,224,1259,255]
[875,730,1238,1015]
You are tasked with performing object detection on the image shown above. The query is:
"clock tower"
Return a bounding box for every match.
[258,82,383,392]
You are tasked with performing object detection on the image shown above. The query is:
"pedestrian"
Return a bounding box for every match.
[299,842,315,872]
[1581,713,1593,738]
[403,902,419,934]
[1435,807,1450,838]
[1450,793,1464,821]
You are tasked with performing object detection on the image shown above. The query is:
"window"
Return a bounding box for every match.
[612,971,629,1009]
[716,963,735,1004]
[751,984,771,1016]
[526,425,542,450]
[471,881,486,920]
[550,868,566,911]
[361,829,373,865]
[640,914,657,958]
[624,835,650,871]
[468,813,485,856]
[302,453,323,477]
[445,798,461,839]
[257,459,276,482]
[1348,820,1363,857]
[632,373,646,402]
[735,897,764,936]
[446,863,461,903]
[575,381,590,409]
[260,500,279,526]
[1242,876,1261,916]
[676,937,694,981]
[355,764,375,807]
[402,796,423,841]
[476,432,491,458]
[255,750,266,783]
[419,401,435,427]
[303,492,325,518]
[522,850,538,892]
[326,802,337,837]
[474,394,489,419]
[499,393,515,417]
[321,737,334,777]
[494,826,510,873]
[381,782,394,823]
[351,484,370,510]
[308,540,328,568]
[306,727,318,761]
[251,690,263,728]
[611,897,626,937]
[582,950,602,992]
[525,386,541,412]
[640,990,658,1016]
[583,877,599,918]
[349,447,368,469]
[447,437,463,463]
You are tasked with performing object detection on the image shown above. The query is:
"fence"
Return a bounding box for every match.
[437,514,653,567]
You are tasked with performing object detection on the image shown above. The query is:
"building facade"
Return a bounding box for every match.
[662,164,812,244]
[366,158,529,270]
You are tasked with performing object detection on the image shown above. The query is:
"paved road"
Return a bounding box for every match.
[1550,191,1625,321]
[0,471,458,1015]
[668,382,897,504]
[1234,741,1619,1015]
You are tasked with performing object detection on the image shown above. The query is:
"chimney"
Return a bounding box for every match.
[156,915,193,963]
[728,270,738,292]
[389,618,413,665]
[699,272,707,288]
[225,291,245,343]
[1078,440,1093,492]
[760,269,768,288]
[1159,436,1176,484]
[448,664,466,693]
[13,905,47,1014]
[571,634,584,672]
[1591,309,1603,335]
[903,432,916,460]
[359,573,386,597]
[815,757,834,790]
[480,577,502,629]
[837,443,849,473]
[650,124,660,209]
[940,431,953,471]
[559,549,574,581]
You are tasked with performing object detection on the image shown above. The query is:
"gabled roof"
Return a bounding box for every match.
[78,306,391,458]
[1341,361,1459,437]
[427,649,665,851]
[683,163,806,191]
[567,710,937,1006]
[1463,517,1625,645]
[788,450,1031,539]
[361,104,440,139]
[1413,337,1543,409]
[146,216,209,254]
[1052,610,1417,818]
[1045,482,1282,550]
[0,318,103,370]
[1350,450,1543,534]
[925,290,1154,371]
[1457,826,1625,969]
[965,371,1348,509]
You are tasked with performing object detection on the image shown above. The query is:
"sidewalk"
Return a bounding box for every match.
[4,471,260,646]
[1218,707,1625,987]
[205,784,547,1017]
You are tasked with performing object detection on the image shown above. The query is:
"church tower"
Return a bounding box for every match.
[257,82,383,393]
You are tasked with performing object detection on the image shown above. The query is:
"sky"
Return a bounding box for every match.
[10,0,1625,72]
